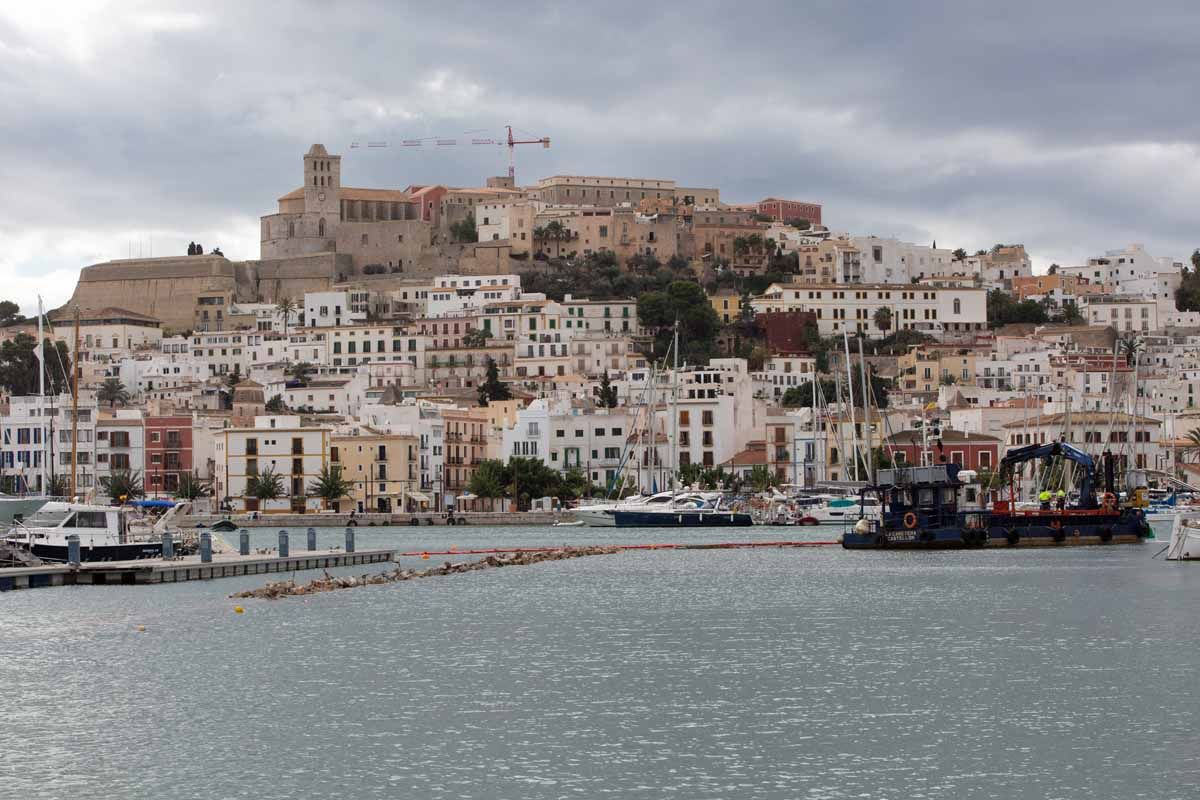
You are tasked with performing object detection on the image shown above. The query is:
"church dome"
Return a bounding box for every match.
[306,144,329,157]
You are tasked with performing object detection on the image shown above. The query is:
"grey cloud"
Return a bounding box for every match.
[2,0,1198,311]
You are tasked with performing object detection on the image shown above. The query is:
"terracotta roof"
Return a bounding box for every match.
[723,441,767,467]
[277,186,413,202]
[1001,411,1161,428]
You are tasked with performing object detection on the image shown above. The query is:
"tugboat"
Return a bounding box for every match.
[842,441,1151,549]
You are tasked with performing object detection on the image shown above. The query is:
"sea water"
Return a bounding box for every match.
[2,524,1198,799]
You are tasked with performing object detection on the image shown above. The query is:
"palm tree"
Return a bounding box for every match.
[1183,428,1200,463]
[175,471,211,500]
[287,361,314,387]
[276,296,297,338]
[100,469,144,504]
[1120,335,1143,367]
[746,464,778,493]
[873,306,893,334]
[97,377,130,408]
[308,465,353,510]
[248,467,284,501]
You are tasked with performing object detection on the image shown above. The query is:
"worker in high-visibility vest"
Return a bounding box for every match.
[1056,489,1067,511]
[1039,490,1052,510]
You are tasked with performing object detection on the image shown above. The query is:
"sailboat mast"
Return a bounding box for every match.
[70,308,80,500]
[842,331,859,481]
[37,297,46,494]
[671,320,679,490]
[858,336,872,484]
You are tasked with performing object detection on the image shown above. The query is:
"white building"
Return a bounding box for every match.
[304,291,367,328]
[96,412,145,490]
[1080,296,1159,334]
[851,237,956,284]
[213,415,330,513]
[750,283,987,340]
[426,274,522,318]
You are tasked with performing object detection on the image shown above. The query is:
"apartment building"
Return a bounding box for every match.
[145,415,193,495]
[214,416,329,512]
[750,283,987,340]
[330,427,419,513]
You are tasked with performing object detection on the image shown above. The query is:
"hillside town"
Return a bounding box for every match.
[3,142,1198,515]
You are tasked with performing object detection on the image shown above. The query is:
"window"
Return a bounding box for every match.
[702,410,714,426]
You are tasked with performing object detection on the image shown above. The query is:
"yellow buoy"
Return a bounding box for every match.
[234,606,244,614]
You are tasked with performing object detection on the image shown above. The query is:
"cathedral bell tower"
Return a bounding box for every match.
[303,144,341,244]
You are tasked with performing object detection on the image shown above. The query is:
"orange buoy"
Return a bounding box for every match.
[421,552,430,560]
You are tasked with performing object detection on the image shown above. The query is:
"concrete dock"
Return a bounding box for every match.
[0,548,394,592]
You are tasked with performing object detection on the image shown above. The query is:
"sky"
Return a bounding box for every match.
[3,1,1200,313]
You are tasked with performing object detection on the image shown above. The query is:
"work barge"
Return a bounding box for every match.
[842,443,1152,549]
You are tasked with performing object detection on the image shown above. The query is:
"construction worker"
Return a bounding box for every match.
[1056,489,1067,511]
[1039,489,1052,510]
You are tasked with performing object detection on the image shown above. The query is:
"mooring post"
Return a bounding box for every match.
[345,527,355,553]
[66,534,80,567]
[307,527,317,551]
[239,529,250,556]
[161,531,174,560]
[199,532,212,563]
[278,529,289,558]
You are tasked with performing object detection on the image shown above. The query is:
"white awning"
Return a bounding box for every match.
[456,493,477,501]
[406,492,430,503]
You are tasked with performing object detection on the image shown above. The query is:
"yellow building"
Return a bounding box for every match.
[330,427,419,513]
[897,346,978,394]
[709,289,742,324]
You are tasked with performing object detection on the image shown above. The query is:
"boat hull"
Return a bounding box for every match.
[574,509,617,527]
[30,541,164,562]
[612,510,754,527]
[843,512,1149,550]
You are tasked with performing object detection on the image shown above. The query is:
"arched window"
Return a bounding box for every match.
[313,175,317,186]
[318,218,326,237]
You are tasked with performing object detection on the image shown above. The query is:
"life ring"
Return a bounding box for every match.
[1005,529,1020,546]
[1099,527,1113,543]
[801,516,819,526]
[409,517,419,526]
[1102,493,1117,511]
[446,516,457,526]
[903,512,918,530]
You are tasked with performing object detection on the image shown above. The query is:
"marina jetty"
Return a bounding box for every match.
[231,546,621,600]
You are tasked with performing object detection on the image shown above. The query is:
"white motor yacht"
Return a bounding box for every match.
[6,502,166,562]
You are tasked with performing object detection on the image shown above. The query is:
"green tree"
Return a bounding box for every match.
[952,248,968,261]
[594,371,618,408]
[873,306,893,334]
[466,459,508,504]
[746,464,778,493]
[0,300,24,326]
[287,361,313,387]
[462,328,491,348]
[987,288,1048,327]
[785,218,811,230]
[265,394,287,412]
[97,377,130,408]
[248,467,284,500]
[504,457,562,509]
[637,280,721,363]
[450,213,479,244]
[560,467,591,500]
[1183,428,1200,463]
[175,471,211,500]
[276,296,297,338]
[0,333,72,396]
[308,465,354,509]
[478,357,511,406]
[940,373,958,386]
[1120,335,1143,367]
[100,469,144,504]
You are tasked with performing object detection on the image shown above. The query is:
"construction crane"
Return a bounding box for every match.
[349,125,550,181]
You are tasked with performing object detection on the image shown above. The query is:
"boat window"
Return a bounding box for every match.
[23,509,72,527]
[64,511,108,528]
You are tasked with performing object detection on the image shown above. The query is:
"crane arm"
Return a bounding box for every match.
[1001,440,1099,508]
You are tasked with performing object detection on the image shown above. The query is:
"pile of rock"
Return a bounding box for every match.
[230,546,620,600]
